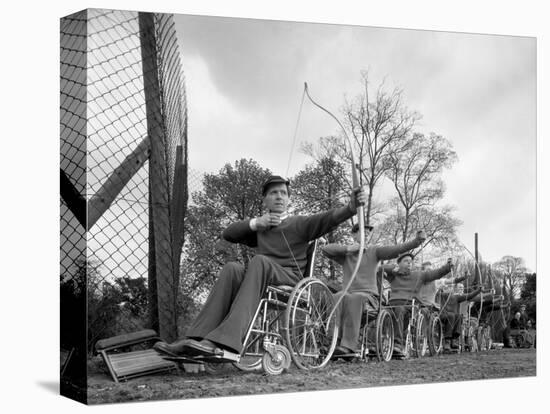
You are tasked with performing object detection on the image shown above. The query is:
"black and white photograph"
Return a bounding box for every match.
[58,5,539,405]
[4,1,547,413]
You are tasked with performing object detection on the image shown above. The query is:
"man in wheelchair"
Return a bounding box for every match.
[417,263,466,354]
[509,311,534,348]
[384,253,453,358]
[154,175,366,359]
[439,282,481,352]
[321,225,426,358]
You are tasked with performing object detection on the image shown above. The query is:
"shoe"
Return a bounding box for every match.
[392,345,405,359]
[333,345,353,355]
[181,338,219,356]
[154,340,189,357]
[154,338,218,357]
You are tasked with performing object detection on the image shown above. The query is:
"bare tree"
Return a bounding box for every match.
[385,132,458,241]
[493,255,528,299]
[377,202,462,258]
[341,71,420,225]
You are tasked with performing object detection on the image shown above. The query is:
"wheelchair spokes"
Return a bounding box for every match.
[285,278,338,370]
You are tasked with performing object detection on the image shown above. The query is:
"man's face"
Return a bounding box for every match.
[398,256,412,272]
[455,284,464,295]
[263,183,290,214]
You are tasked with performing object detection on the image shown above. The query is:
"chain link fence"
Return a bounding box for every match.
[60,9,188,363]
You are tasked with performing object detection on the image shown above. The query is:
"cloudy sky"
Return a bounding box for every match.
[173,14,536,270]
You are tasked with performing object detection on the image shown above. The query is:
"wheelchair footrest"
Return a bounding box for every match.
[163,350,240,364]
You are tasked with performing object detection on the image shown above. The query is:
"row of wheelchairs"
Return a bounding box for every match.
[167,240,494,375]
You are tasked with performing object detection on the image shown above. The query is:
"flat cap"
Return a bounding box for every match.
[261,175,290,195]
[397,252,414,263]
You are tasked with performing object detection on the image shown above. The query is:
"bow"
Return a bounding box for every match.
[457,241,484,321]
[303,82,365,325]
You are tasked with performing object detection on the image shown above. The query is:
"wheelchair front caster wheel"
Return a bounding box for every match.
[262,345,291,375]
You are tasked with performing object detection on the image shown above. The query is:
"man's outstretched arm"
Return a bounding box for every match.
[456,287,482,303]
[422,259,453,283]
[321,244,347,265]
[375,230,426,261]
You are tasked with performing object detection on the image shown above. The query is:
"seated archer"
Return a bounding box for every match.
[154,175,367,358]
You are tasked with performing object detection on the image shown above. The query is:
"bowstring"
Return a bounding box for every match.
[285,88,306,178]
[303,82,365,326]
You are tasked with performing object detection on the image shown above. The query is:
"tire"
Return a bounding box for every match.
[375,309,394,362]
[466,324,479,352]
[235,307,280,372]
[485,326,493,350]
[428,315,443,356]
[457,324,466,354]
[414,312,429,358]
[261,345,291,375]
[284,278,338,370]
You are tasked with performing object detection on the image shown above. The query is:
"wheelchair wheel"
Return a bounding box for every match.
[261,344,291,375]
[414,312,429,358]
[428,315,443,356]
[284,277,338,370]
[466,324,479,352]
[235,308,279,372]
[375,309,394,362]
[457,325,466,354]
[480,326,493,350]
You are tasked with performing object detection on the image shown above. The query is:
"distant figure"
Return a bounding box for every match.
[509,312,522,331]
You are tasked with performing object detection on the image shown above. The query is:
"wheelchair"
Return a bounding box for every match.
[328,273,395,363]
[363,305,395,362]
[383,298,427,359]
[225,239,338,375]
[419,305,444,357]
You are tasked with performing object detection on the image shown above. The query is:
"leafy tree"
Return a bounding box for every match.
[179,159,272,326]
[291,157,349,282]
[519,272,536,322]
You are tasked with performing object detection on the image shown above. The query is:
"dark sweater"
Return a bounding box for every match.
[385,263,452,302]
[322,238,423,295]
[223,206,354,277]
[439,288,481,314]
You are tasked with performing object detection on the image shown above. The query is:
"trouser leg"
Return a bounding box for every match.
[186,262,245,339]
[339,292,377,351]
[390,299,411,347]
[206,255,299,353]
[440,312,455,339]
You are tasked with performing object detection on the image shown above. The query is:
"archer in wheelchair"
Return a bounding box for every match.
[154,175,367,374]
[438,281,482,353]
[383,253,453,359]
[321,225,426,361]
[416,263,467,356]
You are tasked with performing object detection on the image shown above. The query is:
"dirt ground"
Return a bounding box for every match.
[86,348,535,404]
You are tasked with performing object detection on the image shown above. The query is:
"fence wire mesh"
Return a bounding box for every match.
[60,9,188,353]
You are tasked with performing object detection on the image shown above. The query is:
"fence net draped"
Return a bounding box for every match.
[60,9,188,351]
